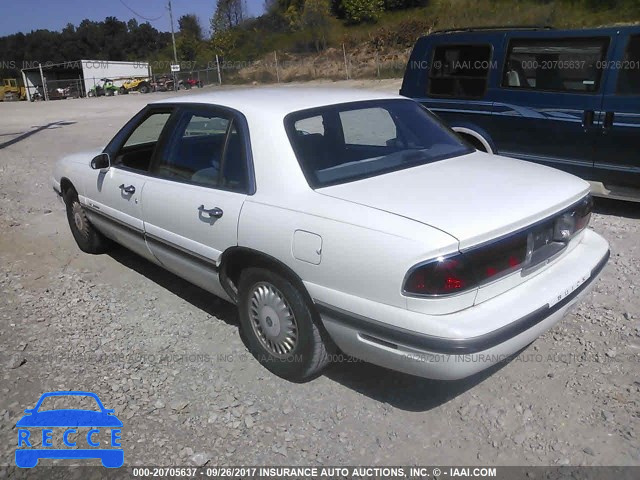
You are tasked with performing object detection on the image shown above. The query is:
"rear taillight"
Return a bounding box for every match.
[404,233,529,296]
[404,255,475,295]
[404,196,592,297]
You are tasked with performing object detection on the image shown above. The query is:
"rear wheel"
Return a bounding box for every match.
[64,187,112,254]
[119,87,127,95]
[238,268,332,381]
[139,83,150,94]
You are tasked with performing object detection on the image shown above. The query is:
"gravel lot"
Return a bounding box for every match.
[0,80,639,473]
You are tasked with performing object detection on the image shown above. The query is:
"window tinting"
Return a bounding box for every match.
[503,37,609,92]
[428,45,492,98]
[153,110,248,192]
[286,100,472,188]
[115,112,171,171]
[617,35,640,95]
[123,113,171,148]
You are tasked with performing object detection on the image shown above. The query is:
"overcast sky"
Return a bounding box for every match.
[0,0,266,37]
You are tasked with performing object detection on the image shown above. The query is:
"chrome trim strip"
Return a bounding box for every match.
[83,205,144,234]
[144,233,218,268]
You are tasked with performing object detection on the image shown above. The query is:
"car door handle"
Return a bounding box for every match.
[582,110,594,131]
[119,184,135,194]
[198,205,223,218]
[602,111,615,133]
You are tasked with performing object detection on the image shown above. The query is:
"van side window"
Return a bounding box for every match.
[428,45,492,98]
[617,35,640,95]
[502,38,609,93]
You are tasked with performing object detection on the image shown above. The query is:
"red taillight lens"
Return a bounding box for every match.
[404,255,476,295]
[404,235,528,296]
[466,233,528,283]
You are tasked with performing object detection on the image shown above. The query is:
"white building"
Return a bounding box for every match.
[21,60,151,101]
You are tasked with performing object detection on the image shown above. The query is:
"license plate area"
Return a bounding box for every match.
[524,222,567,271]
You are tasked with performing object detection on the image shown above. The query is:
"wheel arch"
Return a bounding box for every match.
[219,247,314,307]
[451,125,495,154]
[59,177,76,198]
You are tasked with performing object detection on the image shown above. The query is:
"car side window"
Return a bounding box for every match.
[502,37,609,93]
[428,44,492,98]
[153,109,249,192]
[617,35,640,95]
[114,112,171,172]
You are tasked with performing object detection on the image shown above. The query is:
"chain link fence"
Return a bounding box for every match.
[23,46,411,102]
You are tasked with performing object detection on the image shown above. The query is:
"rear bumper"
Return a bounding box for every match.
[317,230,609,380]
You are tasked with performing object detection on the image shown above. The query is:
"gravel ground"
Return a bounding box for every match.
[0,80,639,474]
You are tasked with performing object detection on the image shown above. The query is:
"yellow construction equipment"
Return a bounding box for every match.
[0,78,27,101]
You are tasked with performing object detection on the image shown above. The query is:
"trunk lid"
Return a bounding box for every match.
[317,152,590,249]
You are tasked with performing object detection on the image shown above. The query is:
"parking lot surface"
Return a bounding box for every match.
[0,81,639,470]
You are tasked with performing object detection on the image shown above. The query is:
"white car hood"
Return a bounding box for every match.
[316,152,590,249]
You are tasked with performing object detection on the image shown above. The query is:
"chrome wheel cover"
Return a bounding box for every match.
[71,201,87,235]
[248,282,298,358]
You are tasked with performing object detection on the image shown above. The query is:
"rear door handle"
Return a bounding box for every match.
[582,110,594,131]
[602,111,614,133]
[198,205,223,218]
[119,184,135,194]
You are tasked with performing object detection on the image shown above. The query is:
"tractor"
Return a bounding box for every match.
[0,79,27,101]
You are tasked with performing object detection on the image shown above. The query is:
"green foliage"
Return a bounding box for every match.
[341,0,385,24]
[383,0,428,11]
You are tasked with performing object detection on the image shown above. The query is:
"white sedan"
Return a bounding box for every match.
[52,88,610,381]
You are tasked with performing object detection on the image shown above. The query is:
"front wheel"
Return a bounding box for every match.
[238,268,332,381]
[64,187,112,254]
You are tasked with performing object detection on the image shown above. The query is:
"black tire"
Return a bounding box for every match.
[139,83,150,94]
[64,187,112,254]
[238,267,332,381]
[119,87,127,95]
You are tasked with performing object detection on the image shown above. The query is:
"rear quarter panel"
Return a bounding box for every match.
[237,192,463,313]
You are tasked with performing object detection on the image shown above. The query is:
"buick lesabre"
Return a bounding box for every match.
[53,88,610,381]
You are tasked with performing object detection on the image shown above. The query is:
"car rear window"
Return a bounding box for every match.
[285,99,472,188]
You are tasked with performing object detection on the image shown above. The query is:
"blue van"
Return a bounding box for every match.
[400,26,640,201]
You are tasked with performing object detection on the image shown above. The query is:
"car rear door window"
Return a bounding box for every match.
[153,109,249,192]
[502,37,609,93]
[428,44,492,98]
[616,35,640,95]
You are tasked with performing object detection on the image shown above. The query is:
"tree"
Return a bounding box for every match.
[178,14,204,62]
[300,0,331,51]
[341,0,384,24]
[211,0,246,33]
[179,14,203,41]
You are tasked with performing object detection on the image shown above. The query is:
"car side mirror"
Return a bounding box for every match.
[91,153,110,170]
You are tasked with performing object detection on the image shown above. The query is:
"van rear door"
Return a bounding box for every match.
[490,30,612,180]
[594,31,640,194]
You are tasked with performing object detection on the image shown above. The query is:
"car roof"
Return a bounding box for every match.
[427,24,640,38]
[152,87,401,117]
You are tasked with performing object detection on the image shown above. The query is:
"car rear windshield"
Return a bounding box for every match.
[285,99,472,188]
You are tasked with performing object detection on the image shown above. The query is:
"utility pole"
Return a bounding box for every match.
[168,0,179,91]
